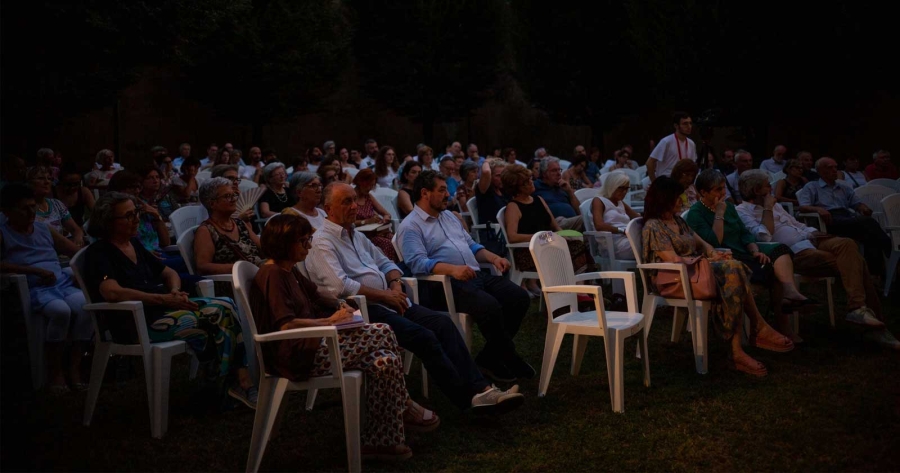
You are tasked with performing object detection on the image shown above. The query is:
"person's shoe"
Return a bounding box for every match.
[505,356,537,380]
[228,385,258,410]
[845,307,886,328]
[864,329,900,351]
[477,360,517,384]
[471,385,525,414]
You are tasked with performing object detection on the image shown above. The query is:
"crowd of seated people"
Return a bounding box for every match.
[1,130,898,465]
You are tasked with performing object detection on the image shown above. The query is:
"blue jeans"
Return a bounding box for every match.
[366,303,489,409]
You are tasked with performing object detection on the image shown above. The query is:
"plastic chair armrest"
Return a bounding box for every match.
[348,295,369,323]
[254,326,338,343]
[196,280,214,298]
[507,242,530,249]
[84,301,143,312]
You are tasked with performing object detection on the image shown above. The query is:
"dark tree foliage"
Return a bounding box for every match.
[1,0,244,151]
[180,0,351,144]
[348,0,508,143]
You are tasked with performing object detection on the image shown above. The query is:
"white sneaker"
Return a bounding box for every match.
[864,330,900,351]
[471,385,524,414]
[845,307,885,328]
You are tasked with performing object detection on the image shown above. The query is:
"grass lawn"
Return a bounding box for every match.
[2,282,899,472]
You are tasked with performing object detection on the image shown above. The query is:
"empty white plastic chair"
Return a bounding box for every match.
[70,248,214,439]
[233,261,362,473]
[855,184,895,228]
[169,205,209,242]
[529,231,649,412]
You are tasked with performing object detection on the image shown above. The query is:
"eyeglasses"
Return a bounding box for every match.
[112,210,142,222]
[617,185,631,191]
[226,176,242,184]
[305,183,323,190]
[215,192,240,202]
[298,236,313,247]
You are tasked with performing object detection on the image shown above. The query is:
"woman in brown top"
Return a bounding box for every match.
[250,214,439,461]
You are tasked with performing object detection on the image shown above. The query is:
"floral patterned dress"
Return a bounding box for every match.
[356,195,398,260]
[642,217,754,341]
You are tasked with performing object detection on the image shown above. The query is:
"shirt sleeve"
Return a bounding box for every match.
[797,183,813,207]
[367,235,401,275]
[306,237,360,297]
[84,242,117,299]
[399,220,438,275]
[846,186,862,208]
[736,204,771,242]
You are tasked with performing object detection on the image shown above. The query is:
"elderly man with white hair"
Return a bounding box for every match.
[760,145,788,174]
[589,171,640,260]
[736,169,898,349]
[797,157,891,276]
[531,157,583,230]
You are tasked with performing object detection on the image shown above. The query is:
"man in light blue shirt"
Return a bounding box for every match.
[759,145,787,175]
[398,170,533,382]
[797,157,890,275]
[172,142,191,172]
[307,183,524,412]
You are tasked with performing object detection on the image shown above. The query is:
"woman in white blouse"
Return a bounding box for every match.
[282,172,327,229]
[590,171,640,259]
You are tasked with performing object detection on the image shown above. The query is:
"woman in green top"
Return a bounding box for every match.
[686,169,815,339]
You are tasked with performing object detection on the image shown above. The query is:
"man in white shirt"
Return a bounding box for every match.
[200,143,217,168]
[724,150,754,203]
[239,146,264,182]
[644,111,696,188]
[759,145,787,175]
[466,143,484,169]
[736,170,898,349]
[307,183,524,412]
[360,139,378,169]
[172,142,191,171]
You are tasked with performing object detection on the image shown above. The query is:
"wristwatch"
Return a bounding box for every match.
[389,277,403,286]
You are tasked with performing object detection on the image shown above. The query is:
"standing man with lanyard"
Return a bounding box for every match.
[644,111,697,189]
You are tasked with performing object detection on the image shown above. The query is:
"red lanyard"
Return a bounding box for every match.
[675,134,688,160]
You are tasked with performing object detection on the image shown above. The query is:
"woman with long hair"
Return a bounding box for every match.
[352,169,397,260]
[396,160,422,219]
[374,146,400,188]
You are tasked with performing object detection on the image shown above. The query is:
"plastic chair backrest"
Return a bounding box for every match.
[769,171,785,184]
[391,233,405,262]
[196,170,212,181]
[868,179,900,193]
[170,206,208,242]
[621,169,642,188]
[466,197,480,225]
[636,165,647,178]
[496,206,511,247]
[177,225,200,275]
[624,218,651,290]
[855,184,894,224]
[238,179,258,192]
[530,231,605,324]
[580,198,601,257]
[231,261,265,374]
[882,194,900,249]
[374,191,400,222]
[575,188,601,203]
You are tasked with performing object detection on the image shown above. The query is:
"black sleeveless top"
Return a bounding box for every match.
[509,198,553,234]
[475,184,508,224]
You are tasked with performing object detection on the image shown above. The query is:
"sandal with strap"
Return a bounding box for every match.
[728,354,768,377]
[362,444,413,461]
[403,401,441,433]
[751,327,795,353]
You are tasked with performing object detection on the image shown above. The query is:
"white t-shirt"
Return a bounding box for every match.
[283,207,328,230]
[649,133,696,179]
[239,163,262,180]
[360,156,376,169]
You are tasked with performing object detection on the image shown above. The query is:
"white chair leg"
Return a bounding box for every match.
[639,327,651,387]
[636,296,657,359]
[459,313,473,351]
[606,331,626,413]
[692,304,710,374]
[341,374,363,473]
[826,279,835,327]
[305,389,318,411]
[83,342,112,426]
[402,350,413,375]
[189,355,199,380]
[538,324,566,397]
[571,334,589,376]
[246,378,288,473]
[151,347,175,439]
[884,251,900,297]
[671,307,685,342]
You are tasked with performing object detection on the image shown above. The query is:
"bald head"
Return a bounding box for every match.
[773,145,786,162]
[816,157,838,183]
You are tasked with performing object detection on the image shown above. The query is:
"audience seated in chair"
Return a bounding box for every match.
[736,170,899,350]
[351,169,397,260]
[54,163,95,228]
[307,183,524,413]
[839,156,868,189]
[210,164,257,223]
[27,166,86,247]
[643,177,794,377]
[864,149,897,181]
[83,192,256,407]
[590,171,640,260]
[396,161,423,220]
[86,149,119,190]
[0,183,90,393]
[686,169,815,341]
[474,158,509,255]
[398,170,533,383]
[670,159,700,213]
[252,214,439,461]
[797,157,892,276]
[281,172,327,230]
[258,162,295,218]
[561,154,593,190]
[168,156,202,206]
[774,159,807,207]
[532,157,584,230]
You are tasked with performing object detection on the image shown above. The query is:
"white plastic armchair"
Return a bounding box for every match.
[169,205,208,242]
[177,225,232,285]
[466,196,500,243]
[625,218,715,374]
[855,184,894,228]
[529,231,649,413]
[867,178,900,193]
[391,234,474,350]
[579,199,637,273]
[238,179,259,192]
[372,188,401,232]
[496,206,540,290]
[70,248,214,439]
[769,171,786,185]
[881,193,900,295]
[233,261,362,473]
[574,188,601,204]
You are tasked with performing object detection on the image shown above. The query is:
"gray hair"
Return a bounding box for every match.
[539,156,560,177]
[262,162,286,185]
[815,157,835,172]
[459,161,479,181]
[734,149,752,161]
[95,149,114,163]
[323,182,352,208]
[87,192,135,239]
[534,147,547,158]
[873,149,890,160]
[37,148,54,160]
[600,171,631,199]
[694,168,727,194]
[738,169,770,201]
[210,164,239,178]
[323,140,335,150]
[199,177,234,210]
[289,171,319,196]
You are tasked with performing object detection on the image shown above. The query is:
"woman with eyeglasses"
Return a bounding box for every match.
[604,148,638,172]
[1,183,89,394]
[27,166,85,247]
[774,159,807,207]
[194,178,265,280]
[154,153,176,188]
[83,191,257,406]
[54,163,95,227]
[590,171,640,261]
[282,172,328,230]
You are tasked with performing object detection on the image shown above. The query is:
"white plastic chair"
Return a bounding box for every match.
[0,273,47,389]
[769,171,786,185]
[391,234,474,350]
[636,165,647,179]
[371,188,400,232]
[169,205,209,242]
[344,167,359,179]
[779,201,795,216]
[70,248,214,439]
[580,199,637,275]
[867,178,900,193]
[530,231,649,412]
[196,170,212,182]
[625,218,715,374]
[465,196,500,243]
[855,184,894,228]
[881,193,900,295]
[233,261,362,473]
[574,188,601,204]
[558,159,572,171]
[238,179,259,192]
[496,206,540,290]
